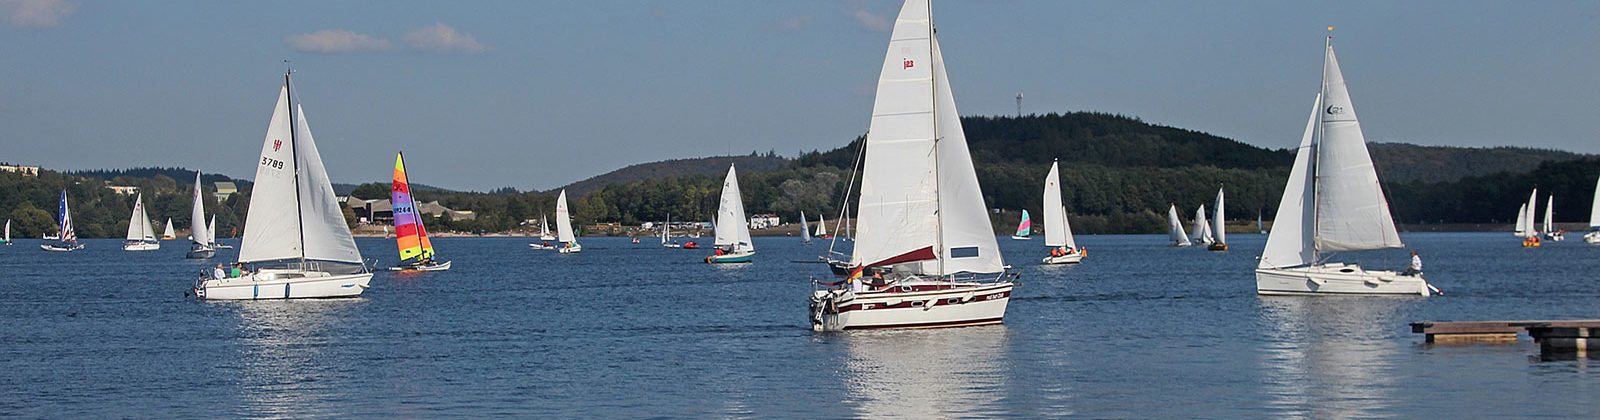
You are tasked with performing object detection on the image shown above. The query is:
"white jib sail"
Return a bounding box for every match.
[714,164,753,252]
[1213,187,1226,245]
[1043,160,1068,248]
[1544,196,1555,234]
[292,104,362,264]
[1168,205,1191,245]
[1260,93,1321,269]
[207,216,217,245]
[555,189,576,244]
[1312,42,1403,252]
[163,218,175,238]
[815,214,826,237]
[801,211,811,242]
[126,193,151,241]
[927,26,1003,275]
[189,173,210,247]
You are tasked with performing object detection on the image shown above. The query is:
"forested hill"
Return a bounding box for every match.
[1368,143,1588,184]
[560,155,787,198]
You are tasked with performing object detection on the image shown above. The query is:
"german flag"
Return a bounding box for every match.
[846,266,865,284]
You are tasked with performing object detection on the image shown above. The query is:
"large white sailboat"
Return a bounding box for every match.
[555,189,582,253]
[707,164,754,263]
[185,173,215,259]
[41,190,83,251]
[1587,174,1600,244]
[1543,195,1563,241]
[1207,187,1228,251]
[809,0,1017,331]
[122,193,160,251]
[1168,204,1192,247]
[1040,160,1083,264]
[192,71,372,300]
[1255,37,1433,296]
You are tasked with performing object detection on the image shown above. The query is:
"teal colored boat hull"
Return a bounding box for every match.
[706,252,754,264]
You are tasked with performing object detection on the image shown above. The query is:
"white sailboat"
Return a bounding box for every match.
[1168,204,1192,247]
[185,173,215,259]
[707,164,755,263]
[1513,203,1528,237]
[192,70,372,300]
[529,214,557,249]
[659,213,681,248]
[41,190,83,251]
[1193,205,1214,245]
[1543,195,1563,241]
[555,189,581,253]
[1207,187,1228,251]
[3,219,11,245]
[1587,174,1600,244]
[801,211,812,245]
[1519,189,1541,247]
[1255,37,1433,296]
[809,0,1016,331]
[815,214,829,238]
[122,193,160,251]
[1041,160,1083,264]
[161,218,177,240]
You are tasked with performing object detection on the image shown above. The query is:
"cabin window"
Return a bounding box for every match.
[949,246,979,258]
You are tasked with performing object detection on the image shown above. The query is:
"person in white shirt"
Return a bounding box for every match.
[1401,250,1422,276]
[212,264,227,279]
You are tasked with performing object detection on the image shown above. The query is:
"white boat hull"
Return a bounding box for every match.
[1586,231,1600,244]
[41,243,84,252]
[558,243,582,253]
[195,269,372,300]
[810,280,1013,331]
[123,241,160,251]
[528,243,555,250]
[1255,263,1430,296]
[1010,235,1030,240]
[1042,251,1083,264]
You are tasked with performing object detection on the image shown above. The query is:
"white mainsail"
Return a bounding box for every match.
[189,173,210,247]
[1042,160,1075,249]
[713,164,754,252]
[1591,174,1600,229]
[541,215,552,239]
[1168,204,1191,246]
[162,218,175,239]
[801,211,812,243]
[239,78,362,265]
[851,0,1002,275]
[1312,42,1403,252]
[1259,94,1322,269]
[815,214,827,237]
[1522,189,1539,237]
[555,189,576,244]
[125,193,155,241]
[1213,188,1226,245]
[1543,196,1555,234]
[1514,202,1529,237]
[1193,205,1213,245]
[4,219,9,242]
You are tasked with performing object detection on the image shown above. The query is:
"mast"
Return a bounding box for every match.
[927,0,945,277]
[286,68,307,265]
[1309,34,1330,263]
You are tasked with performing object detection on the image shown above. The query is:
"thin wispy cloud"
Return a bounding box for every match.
[843,3,890,33]
[771,15,811,32]
[286,29,395,53]
[404,23,489,54]
[1,0,76,28]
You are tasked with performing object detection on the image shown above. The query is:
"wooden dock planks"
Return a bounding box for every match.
[1410,320,1600,343]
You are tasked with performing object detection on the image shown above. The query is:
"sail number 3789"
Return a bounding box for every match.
[261,157,285,170]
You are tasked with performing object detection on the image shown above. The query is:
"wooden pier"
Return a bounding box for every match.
[1410,319,1600,344]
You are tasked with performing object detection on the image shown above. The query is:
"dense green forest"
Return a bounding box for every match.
[5,112,1595,237]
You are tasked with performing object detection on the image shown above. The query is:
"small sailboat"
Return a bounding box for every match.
[2,219,11,245]
[659,213,681,248]
[539,215,556,241]
[1256,36,1433,296]
[1193,205,1215,246]
[809,0,1016,331]
[555,189,582,253]
[1257,211,1267,234]
[1207,187,1228,251]
[1040,160,1083,264]
[192,70,372,300]
[1519,189,1541,247]
[706,164,754,263]
[122,193,160,251]
[1543,195,1564,241]
[1168,204,1192,247]
[185,173,216,259]
[212,216,235,249]
[388,152,451,271]
[1011,209,1032,240]
[801,211,813,245]
[1586,174,1600,244]
[161,218,177,240]
[815,214,831,239]
[41,190,84,251]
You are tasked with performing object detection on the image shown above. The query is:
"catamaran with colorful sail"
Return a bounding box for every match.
[191,70,372,300]
[1011,209,1032,240]
[389,152,450,271]
[809,0,1017,331]
[41,190,84,251]
[122,193,160,251]
[707,164,754,263]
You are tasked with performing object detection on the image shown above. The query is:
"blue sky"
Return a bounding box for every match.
[3,0,1597,191]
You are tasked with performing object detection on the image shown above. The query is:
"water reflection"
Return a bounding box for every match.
[1257,297,1408,418]
[840,327,1013,418]
[227,299,364,418]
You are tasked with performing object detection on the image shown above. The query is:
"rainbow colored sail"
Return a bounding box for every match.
[391,152,435,261]
[1014,209,1031,237]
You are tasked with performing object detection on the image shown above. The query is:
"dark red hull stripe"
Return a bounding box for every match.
[867,246,937,268]
[835,291,1011,314]
[842,317,1005,330]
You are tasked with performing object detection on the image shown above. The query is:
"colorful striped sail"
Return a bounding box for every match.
[391,152,435,261]
[1014,209,1031,237]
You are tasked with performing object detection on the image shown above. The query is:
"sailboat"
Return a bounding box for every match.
[41,190,84,251]
[809,0,1017,331]
[1040,160,1083,264]
[1255,37,1433,296]
[1258,212,1266,234]
[1207,187,1228,251]
[2,219,11,245]
[185,173,216,259]
[707,164,754,263]
[815,214,831,239]
[1543,195,1564,241]
[555,189,582,253]
[801,211,813,245]
[191,70,372,300]
[122,193,160,251]
[1519,189,1541,247]
[389,152,451,271]
[529,214,557,249]
[1168,204,1192,247]
[1587,174,1600,244]
[1193,205,1215,246]
[161,218,177,240]
[1010,210,1032,240]
[657,213,681,248]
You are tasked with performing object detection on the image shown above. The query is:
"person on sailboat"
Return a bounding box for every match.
[1401,250,1422,277]
[213,264,227,280]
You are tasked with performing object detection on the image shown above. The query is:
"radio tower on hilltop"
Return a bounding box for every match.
[1015,93,1023,118]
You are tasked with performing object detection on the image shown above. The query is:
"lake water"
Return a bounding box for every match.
[1,232,1597,418]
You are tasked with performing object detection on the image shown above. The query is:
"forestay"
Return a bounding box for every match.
[1259,94,1321,269]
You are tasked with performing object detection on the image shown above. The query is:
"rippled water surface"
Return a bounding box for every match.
[2,233,1597,417]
